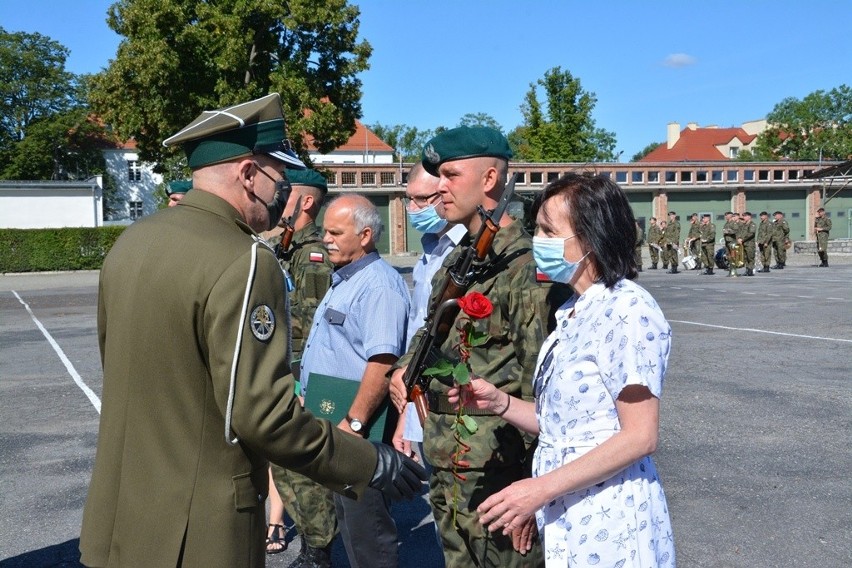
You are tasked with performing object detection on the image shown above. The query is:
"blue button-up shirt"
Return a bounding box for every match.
[300,251,410,395]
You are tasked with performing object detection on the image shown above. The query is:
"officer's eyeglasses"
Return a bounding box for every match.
[404,192,440,210]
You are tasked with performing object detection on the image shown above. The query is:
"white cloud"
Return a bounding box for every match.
[662,53,697,68]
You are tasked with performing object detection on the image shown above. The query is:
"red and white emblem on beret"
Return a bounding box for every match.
[309,252,324,262]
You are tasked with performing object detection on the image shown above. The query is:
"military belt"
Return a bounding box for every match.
[427,391,494,416]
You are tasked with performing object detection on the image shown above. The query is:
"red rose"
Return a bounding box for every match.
[457,292,493,319]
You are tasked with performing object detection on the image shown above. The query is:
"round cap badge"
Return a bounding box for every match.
[250,305,275,341]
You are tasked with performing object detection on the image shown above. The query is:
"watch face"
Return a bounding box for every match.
[350,419,362,432]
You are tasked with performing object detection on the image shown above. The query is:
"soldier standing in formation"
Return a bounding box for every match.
[757,211,773,272]
[738,212,757,276]
[663,211,681,273]
[647,217,662,269]
[772,211,790,269]
[722,211,738,262]
[699,213,716,275]
[814,207,832,267]
[685,213,701,270]
[635,220,645,272]
[390,126,573,567]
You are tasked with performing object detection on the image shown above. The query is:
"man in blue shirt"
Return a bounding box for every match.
[300,193,410,568]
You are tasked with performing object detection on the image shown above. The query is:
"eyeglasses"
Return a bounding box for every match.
[404,192,440,210]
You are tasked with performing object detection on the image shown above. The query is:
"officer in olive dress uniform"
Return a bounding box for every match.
[772,211,790,269]
[757,211,773,272]
[647,217,662,269]
[664,211,681,273]
[814,207,832,267]
[738,212,757,276]
[389,126,573,568]
[79,94,426,568]
[699,213,716,274]
[265,169,339,566]
[686,213,701,270]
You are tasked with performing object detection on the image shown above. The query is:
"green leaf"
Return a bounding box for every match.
[453,363,470,385]
[468,329,489,347]
[423,359,454,377]
[460,414,478,435]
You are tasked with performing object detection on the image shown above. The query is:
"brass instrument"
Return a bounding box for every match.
[728,243,745,276]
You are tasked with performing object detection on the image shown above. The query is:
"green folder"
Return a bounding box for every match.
[304,372,393,442]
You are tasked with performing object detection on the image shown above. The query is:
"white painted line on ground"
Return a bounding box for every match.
[742,292,756,295]
[766,294,780,297]
[12,290,101,414]
[827,297,843,301]
[796,296,813,299]
[669,319,852,344]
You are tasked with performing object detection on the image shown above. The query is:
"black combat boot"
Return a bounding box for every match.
[301,543,333,568]
[707,267,714,275]
[746,268,754,276]
[651,263,657,269]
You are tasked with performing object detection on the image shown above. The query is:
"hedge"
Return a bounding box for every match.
[0,226,127,273]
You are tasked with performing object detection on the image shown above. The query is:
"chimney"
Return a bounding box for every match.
[667,122,680,149]
[687,122,698,130]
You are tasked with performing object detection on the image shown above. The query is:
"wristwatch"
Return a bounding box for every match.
[346,414,363,433]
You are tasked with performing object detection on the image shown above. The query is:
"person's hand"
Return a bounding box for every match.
[391,409,417,461]
[477,477,546,536]
[389,367,408,413]
[368,442,428,500]
[510,516,538,555]
[447,377,500,413]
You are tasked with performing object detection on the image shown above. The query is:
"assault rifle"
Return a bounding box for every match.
[274,196,302,262]
[403,174,517,426]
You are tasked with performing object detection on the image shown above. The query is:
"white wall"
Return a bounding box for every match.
[309,150,395,165]
[0,182,103,229]
[103,148,162,220]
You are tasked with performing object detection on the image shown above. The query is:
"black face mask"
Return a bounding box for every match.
[254,164,292,231]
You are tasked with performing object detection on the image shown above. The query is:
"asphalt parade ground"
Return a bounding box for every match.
[1,252,850,567]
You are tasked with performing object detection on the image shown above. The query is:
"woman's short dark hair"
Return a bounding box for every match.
[534,172,638,287]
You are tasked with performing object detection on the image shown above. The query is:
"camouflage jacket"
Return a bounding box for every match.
[815,216,832,235]
[699,222,716,244]
[723,220,740,244]
[400,220,573,470]
[647,224,663,245]
[773,219,790,241]
[687,222,701,241]
[757,220,773,245]
[663,220,680,246]
[635,224,645,248]
[278,221,333,360]
[740,221,756,245]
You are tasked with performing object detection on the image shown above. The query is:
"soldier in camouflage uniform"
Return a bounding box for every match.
[664,211,681,273]
[686,213,701,270]
[635,221,645,271]
[771,211,790,269]
[738,212,757,276]
[756,211,773,272]
[647,217,662,269]
[264,169,337,567]
[390,127,572,568]
[814,207,832,267]
[699,214,716,275]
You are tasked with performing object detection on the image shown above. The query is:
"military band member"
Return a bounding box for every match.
[664,211,681,273]
[739,212,757,276]
[699,213,716,275]
[686,213,701,269]
[79,94,426,568]
[814,207,832,267]
[771,211,790,269]
[647,217,662,269]
[757,211,773,272]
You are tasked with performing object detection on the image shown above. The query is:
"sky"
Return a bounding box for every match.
[3,0,851,160]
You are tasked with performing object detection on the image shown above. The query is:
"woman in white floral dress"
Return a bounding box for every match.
[450,173,675,567]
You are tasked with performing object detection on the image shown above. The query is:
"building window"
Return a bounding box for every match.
[600,171,611,179]
[647,171,659,183]
[547,172,560,182]
[680,171,692,183]
[664,171,676,183]
[616,171,627,183]
[727,170,738,182]
[129,201,143,220]
[791,212,800,218]
[789,170,800,180]
[744,170,755,182]
[325,171,337,186]
[361,172,376,186]
[380,172,395,186]
[341,172,356,186]
[632,171,644,183]
[127,160,142,182]
[729,147,739,159]
[836,210,844,218]
[696,171,708,183]
[512,172,527,184]
[773,169,784,181]
[711,170,723,182]
[716,214,725,221]
[758,170,770,181]
[530,172,543,184]
[803,169,813,177]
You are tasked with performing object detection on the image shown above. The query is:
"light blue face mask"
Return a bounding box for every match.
[407,203,448,234]
[533,235,589,283]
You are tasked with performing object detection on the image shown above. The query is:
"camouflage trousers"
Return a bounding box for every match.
[772,238,787,264]
[648,245,659,265]
[759,243,772,268]
[743,243,756,269]
[429,467,543,568]
[270,463,337,548]
[701,244,715,269]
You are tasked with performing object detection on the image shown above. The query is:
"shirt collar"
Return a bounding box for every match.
[332,250,380,285]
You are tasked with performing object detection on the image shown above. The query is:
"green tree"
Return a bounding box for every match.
[631,141,662,162]
[509,66,616,162]
[751,85,852,161]
[457,112,502,133]
[90,0,372,170]
[370,123,433,162]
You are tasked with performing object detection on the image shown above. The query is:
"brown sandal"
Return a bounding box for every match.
[266,523,286,555]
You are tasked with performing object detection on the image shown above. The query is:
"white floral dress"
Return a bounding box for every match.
[532,279,675,567]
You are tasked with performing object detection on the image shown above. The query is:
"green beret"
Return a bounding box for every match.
[421,126,512,175]
[162,93,305,170]
[166,180,192,195]
[287,169,328,193]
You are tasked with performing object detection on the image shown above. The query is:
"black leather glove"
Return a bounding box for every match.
[368,442,428,500]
